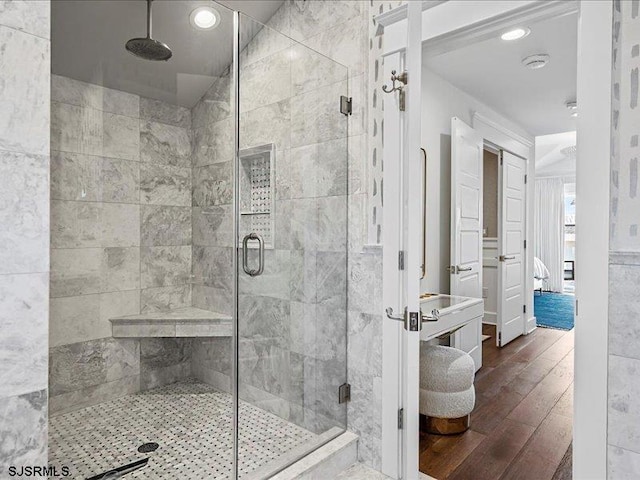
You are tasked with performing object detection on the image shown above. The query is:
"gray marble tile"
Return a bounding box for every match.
[289,198,318,250]
[609,445,640,479]
[291,43,348,96]
[50,200,101,249]
[609,354,640,452]
[103,112,140,161]
[239,249,291,300]
[290,138,347,199]
[50,247,102,297]
[348,251,383,315]
[317,196,347,252]
[140,338,191,368]
[192,246,233,291]
[140,97,191,129]
[289,0,363,42]
[0,25,49,155]
[335,462,390,480]
[0,273,48,397]
[348,313,382,377]
[192,162,233,207]
[303,356,347,426]
[240,100,291,152]
[303,16,366,77]
[316,251,347,309]
[291,81,347,149]
[0,0,50,38]
[50,290,139,348]
[348,134,366,195]
[101,157,140,204]
[347,370,382,468]
[192,205,233,247]
[102,203,140,247]
[49,375,140,415]
[112,321,176,338]
[102,247,140,292]
[240,48,292,113]
[51,75,102,110]
[192,91,230,128]
[347,73,367,137]
[192,284,232,317]
[240,5,292,68]
[50,294,101,348]
[609,264,640,360]
[274,148,292,200]
[51,150,102,202]
[141,205,191,246]
[141,361,191,391]
[290,250,316,303]
[141,163,191,206]
[191,338,232,377]
[348,193,368,252]
[0,151,49,274]
[291,303,345,364]
[0,390,47,469]
[238,343,291,400]
[141,285,191,313]
[49,338,140,396]
[238,295,290,350]
[192,118,234,167]
[102,87,139,118]
[141,245,191,288]
[140,120,191,168]
[51,102,102,156]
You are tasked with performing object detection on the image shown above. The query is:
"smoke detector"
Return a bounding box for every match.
[521,54,550,70]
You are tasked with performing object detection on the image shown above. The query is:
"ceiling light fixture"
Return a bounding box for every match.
[190,6,220,30]
[501,27,531,41]
[521,54,550,70]
[566,101,578,117]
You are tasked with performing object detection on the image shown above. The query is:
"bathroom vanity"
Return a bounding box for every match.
[420,294,484,370]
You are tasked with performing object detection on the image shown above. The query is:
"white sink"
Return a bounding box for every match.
[420,294,484,341]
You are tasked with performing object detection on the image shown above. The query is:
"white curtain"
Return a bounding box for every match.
[534,178,565,292]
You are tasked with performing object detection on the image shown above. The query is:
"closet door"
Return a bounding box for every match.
[497,150,526,346]
[450,117,483,371]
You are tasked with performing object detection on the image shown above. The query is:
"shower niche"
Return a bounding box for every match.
[239,143,275,248]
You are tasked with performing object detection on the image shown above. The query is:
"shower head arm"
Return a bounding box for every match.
[146,0,153,39]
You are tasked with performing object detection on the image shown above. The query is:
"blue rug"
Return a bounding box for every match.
[534,293,575,330]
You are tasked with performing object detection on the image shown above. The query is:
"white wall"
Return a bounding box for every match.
[420,67,533,295]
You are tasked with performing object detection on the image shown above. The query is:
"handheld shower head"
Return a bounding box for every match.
[125,0,172,61]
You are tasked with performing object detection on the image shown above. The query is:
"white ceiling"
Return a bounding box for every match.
[52,0,284,107]
[424,11,578,137]
[535,130,577,177]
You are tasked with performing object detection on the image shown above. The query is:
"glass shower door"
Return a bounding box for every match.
[234,13,349,478]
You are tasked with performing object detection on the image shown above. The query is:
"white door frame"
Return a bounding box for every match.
[377,1,611,478]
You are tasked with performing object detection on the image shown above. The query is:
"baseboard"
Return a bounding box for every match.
[483,312,497,325]
[526,316,537,334]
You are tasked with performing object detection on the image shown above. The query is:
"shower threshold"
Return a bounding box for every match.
[49,380,338,479]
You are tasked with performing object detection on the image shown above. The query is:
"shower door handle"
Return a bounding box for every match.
[242,233,264,277]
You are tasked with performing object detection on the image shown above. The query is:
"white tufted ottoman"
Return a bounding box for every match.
[419,344,475,435]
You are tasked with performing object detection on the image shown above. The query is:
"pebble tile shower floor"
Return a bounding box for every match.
[48,381,317,479]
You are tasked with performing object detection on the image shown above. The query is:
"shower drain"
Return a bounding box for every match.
[137,442,159,454]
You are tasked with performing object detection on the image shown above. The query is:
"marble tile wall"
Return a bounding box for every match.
[608,0,640,476]
[49,75,194,412]
[0,0,51,472]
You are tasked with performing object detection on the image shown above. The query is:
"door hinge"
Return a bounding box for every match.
[398,408,404,429]
[523,304,527,314]
[398,250,405,270]
[524,239,527,249]
[575,299,579,316]
[338,383,351,404]
[500,151,504,165]
[340,95,352,116]
[498,331,502,346]
[524,174,528,184]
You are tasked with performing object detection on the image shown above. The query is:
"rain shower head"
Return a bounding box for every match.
[125,0,172,61]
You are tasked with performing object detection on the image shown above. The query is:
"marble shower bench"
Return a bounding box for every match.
[110,307,232,338]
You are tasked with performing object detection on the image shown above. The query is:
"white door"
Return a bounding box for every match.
[497,150,526,346]
[450,117,483,371]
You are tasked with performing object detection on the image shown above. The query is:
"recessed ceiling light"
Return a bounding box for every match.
[521,54,550,70]
[190,6,220,30]
[501,27,531,41]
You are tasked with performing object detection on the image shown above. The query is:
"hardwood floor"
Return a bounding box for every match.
[419,324,574,480]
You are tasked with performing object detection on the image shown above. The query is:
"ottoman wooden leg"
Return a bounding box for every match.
[420,413,470,435]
